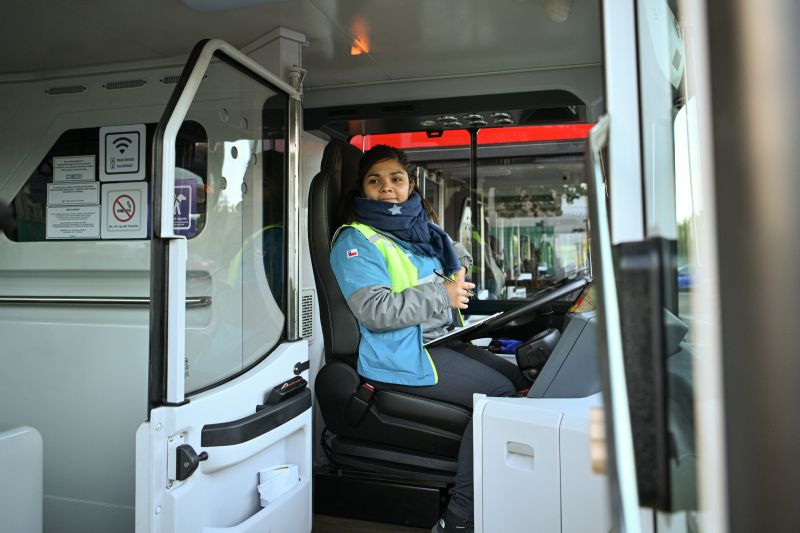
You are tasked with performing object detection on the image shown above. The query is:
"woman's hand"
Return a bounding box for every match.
[444,279,476,309]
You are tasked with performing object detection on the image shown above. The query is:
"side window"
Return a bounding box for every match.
[180,58,288,394]
[9,122,208,242]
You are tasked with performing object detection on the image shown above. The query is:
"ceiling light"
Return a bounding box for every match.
[442,121,462,128]
[420,120,437,127]
[350,17,370,55]
[463,114,483,121]
[490,112,511,120]
[469,120,488,127]
[494,118,514,125]
[436,115,457,123]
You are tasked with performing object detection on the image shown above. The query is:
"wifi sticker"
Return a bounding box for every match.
[100,124,146,181]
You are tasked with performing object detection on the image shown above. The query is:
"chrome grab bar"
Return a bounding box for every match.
[0,296,211,308]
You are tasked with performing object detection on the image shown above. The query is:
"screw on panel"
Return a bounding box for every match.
[155,506,162,515]
[156,423,162,431]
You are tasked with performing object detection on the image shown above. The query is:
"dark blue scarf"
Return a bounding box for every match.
[354,191,461,275]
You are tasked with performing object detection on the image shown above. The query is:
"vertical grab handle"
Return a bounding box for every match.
[586,115,642,533]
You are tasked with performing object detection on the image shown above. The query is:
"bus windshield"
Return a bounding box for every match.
[352,125,593,302]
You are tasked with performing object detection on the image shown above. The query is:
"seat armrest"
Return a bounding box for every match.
[374,391,471,435]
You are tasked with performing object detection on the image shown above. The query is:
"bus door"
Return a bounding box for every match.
[135,40,310,533]
[594,0,710,531]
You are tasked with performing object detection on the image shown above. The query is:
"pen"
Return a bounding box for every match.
[433,269,475,296]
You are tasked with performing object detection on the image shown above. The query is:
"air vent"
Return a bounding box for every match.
[160,74,207,85]
[381,103,415,114]
[45,85,87,96]
[102,79,147,90]
[301,289,315,340]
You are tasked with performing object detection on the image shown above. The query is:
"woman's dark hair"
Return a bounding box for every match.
[357,144,414,183]
[341,144,439,224]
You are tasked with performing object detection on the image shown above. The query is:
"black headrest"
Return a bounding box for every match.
[308,140,363,365]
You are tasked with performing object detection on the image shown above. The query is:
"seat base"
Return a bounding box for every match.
[316,361,470,458]
[314,466,448,529]
[324,433,458,483]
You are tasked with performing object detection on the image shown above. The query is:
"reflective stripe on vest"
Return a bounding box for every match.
[344,222,418,293]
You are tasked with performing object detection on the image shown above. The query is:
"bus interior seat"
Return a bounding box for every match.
[308,139,469,480]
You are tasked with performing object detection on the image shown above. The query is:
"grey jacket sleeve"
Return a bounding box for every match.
[345,281,451,332]
[452,241,473,272]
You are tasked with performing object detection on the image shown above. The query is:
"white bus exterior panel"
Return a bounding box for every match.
[0,426,43,533]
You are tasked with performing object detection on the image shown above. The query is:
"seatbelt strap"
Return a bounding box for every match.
[345,382,375,426]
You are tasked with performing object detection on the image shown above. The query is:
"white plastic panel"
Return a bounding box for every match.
[474,394,613,533]
[559,396,612,533]
[201,477,310,533]
[602,0,645,243]
[136,341,312,533]
[0,74,182,533]
[474,397,562,533]
[297,131,329,466]
[0,426,43,533]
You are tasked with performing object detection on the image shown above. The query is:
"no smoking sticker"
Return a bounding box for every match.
[101,182,148,239]
[113,194,136,222]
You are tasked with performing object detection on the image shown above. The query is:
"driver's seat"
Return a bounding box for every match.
[309,140,469,479]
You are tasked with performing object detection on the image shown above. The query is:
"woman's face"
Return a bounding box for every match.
[362,158,414,203]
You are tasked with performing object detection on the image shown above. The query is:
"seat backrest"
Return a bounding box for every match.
[308,140,363,366]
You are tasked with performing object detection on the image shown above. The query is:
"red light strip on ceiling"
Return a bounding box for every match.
[350,124,593,150]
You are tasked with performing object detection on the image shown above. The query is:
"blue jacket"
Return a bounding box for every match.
[330,226,458,385]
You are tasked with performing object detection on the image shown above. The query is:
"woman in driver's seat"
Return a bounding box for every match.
[330,144,530,533]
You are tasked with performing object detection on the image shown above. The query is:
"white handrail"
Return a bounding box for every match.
[587,114,642,533]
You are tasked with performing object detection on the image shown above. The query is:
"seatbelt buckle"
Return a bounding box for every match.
[345,383,375,426]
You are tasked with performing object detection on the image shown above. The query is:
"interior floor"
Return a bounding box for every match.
[313,514,429,532]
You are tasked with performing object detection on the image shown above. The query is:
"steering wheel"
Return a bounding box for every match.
[466,276,589,338]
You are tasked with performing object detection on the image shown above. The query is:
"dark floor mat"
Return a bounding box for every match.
[313,514,430,532]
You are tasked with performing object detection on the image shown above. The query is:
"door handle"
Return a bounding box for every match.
[176,444,209,481]
[201,388,312,447]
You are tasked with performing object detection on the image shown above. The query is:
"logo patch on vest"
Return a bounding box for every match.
[346,248,359,258]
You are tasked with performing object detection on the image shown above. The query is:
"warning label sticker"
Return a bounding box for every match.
[47,182,100,206]
[101,182,148,239]
[100,124,146,182]
[53,155,95,182]
[46,206,101,239]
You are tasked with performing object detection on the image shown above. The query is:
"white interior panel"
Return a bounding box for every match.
[1,0,603,107]
[474,397,562,533]
[475,394,613,533]
[559,394,612,533]
[298,131,328,465]
[137,341,312,533]
[0,426,43,533]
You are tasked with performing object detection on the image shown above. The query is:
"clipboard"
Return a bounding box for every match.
[423,312,504,348]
